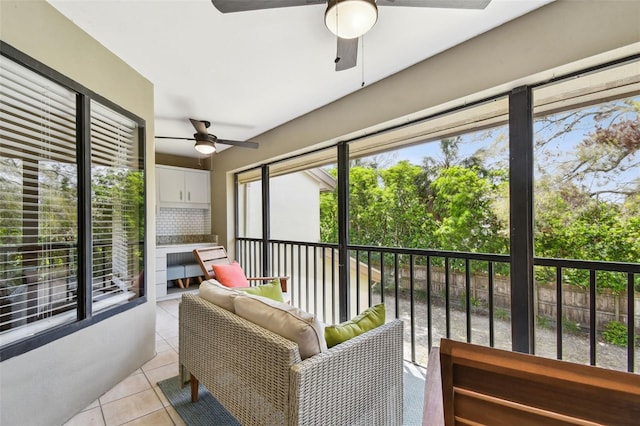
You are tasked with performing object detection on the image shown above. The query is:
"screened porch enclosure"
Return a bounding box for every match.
[233,57,640,373]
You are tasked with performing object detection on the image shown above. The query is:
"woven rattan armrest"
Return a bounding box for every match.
[289,319,404,426]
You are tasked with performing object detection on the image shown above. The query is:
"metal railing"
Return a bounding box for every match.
[237,237,639,372]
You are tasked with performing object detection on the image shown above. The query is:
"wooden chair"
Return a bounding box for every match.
[192,246,288,292]
[433,338,640,426]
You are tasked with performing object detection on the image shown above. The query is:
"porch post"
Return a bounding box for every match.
[261,165,270,277]
[337,142,350,322]
[509,86,535,353]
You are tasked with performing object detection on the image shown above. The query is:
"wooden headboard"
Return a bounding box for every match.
[439,338,640,426]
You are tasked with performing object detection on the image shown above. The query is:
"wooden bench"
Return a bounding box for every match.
[192,246,288,292]
[423,338,640,426]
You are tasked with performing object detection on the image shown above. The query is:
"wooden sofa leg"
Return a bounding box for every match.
[190,374,199,402]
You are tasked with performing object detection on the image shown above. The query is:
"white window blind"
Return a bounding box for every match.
[90,101,143,311]
[0,53,145,351]
[0,55,79,344]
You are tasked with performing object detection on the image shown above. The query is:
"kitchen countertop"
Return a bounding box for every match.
[156,234,217,246]
[157,242,216,249]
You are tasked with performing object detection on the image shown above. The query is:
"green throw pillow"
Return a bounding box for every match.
[324,304,385,348]
[237,280,284,303]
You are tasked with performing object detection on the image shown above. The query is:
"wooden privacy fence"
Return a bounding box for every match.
[398,266,640,333]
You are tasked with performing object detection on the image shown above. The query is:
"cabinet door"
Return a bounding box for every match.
[157,167,185,203]
[184,170,210,204]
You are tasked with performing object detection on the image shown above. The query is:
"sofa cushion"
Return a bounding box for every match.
[199,279,244,312]
[212,261,249,288]
[324,303,385,348]
[237,280,284,303]
[234,295,327,360]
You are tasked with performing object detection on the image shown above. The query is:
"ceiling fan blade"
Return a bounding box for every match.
[155,136,194,141]
[377,0,491,9]
[189,118,210,134]
[211,0,325,13]
[217,138,259,149]
[335,37,358,72]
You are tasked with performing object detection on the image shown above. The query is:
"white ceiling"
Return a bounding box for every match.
[48,0,552,158]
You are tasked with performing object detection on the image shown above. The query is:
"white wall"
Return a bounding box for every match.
[0,2,156,425]
[210,0,640,258]
[240,172,322,242]
[270,172,322,242]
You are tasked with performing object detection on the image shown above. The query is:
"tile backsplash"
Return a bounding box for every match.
[157,207,211,236]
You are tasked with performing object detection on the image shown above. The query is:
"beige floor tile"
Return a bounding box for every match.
[156,326,179,340]
[142,348,178,372]
[63,406,105,426]
[155,339,172,353]
[100,372,152,405]
[165,335,179,351]
[156,314,176,327]
[157,300,180,317]
[128,368,143,377]
[121,408,174,426]
[158,318,176,328]
[153,385,171,407]
[144,361,180,387]
[165,406,187,426]
[83,399,100,411]
[102,388,163,426]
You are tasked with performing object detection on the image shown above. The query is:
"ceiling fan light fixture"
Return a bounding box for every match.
[325,0,378,40]
[194,139,216,155]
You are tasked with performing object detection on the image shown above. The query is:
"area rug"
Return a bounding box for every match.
[158,364,426,425]
[157,376,240,426]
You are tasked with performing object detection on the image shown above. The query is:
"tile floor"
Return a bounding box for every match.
[64,298,186,426]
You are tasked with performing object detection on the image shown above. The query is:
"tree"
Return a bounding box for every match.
[430,166,508,254]
[319,168,338,243]
[379,161,437,249]
[317,97,639,292]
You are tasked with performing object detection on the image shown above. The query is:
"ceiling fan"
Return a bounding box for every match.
[210,0,491,71]
[156,118,259,155]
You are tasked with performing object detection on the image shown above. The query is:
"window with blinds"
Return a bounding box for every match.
[0,55,79,345]
[0,47,145,355]
[90,101,143,312]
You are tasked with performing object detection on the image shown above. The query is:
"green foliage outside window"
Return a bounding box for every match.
[319,98,640,292]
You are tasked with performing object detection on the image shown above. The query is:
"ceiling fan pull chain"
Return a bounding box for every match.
[361,35,365,87]
[334,5,340,64]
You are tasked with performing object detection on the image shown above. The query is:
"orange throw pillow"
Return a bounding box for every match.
[211,262,249,288]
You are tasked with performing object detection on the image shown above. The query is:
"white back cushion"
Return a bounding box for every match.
[199,279,242,312]
[234,295,327,360]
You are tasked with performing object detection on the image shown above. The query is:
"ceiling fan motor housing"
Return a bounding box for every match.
[194,132,216,142]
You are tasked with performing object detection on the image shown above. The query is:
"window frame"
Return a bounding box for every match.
[0,41,147,361]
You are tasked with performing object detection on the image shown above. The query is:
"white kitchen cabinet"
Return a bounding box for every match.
[184,170,210,204]
[156,165,210,208]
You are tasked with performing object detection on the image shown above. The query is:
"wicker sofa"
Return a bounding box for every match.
[179,292,403,426]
